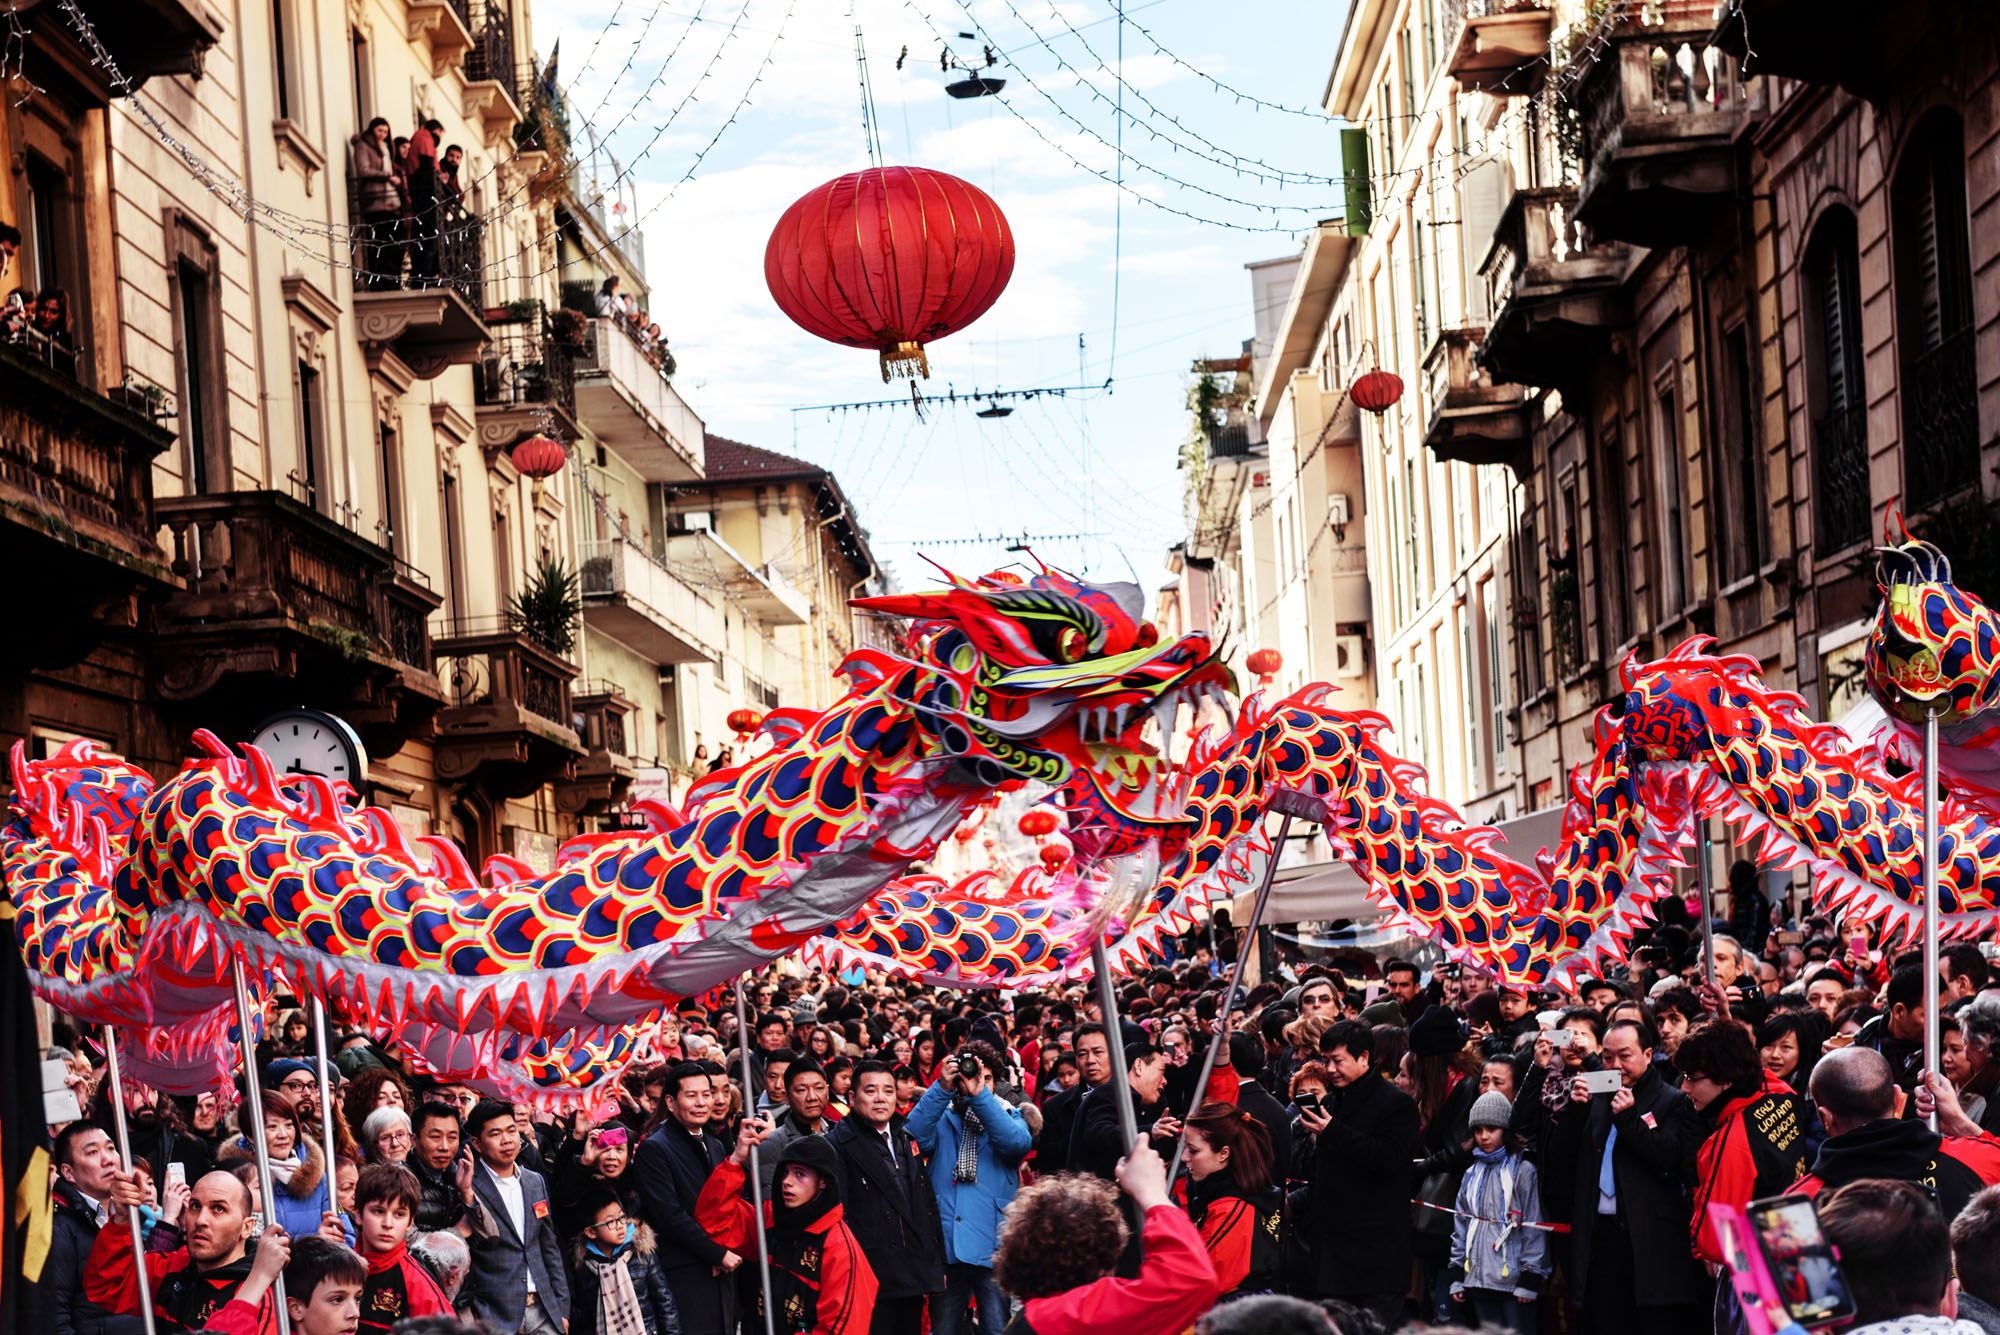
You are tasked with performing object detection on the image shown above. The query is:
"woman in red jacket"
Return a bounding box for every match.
[990,1140,1218,1335]
[695,1115,877,1335]
[1675,1019,1812,1266]
[1181,1101,1280,1298]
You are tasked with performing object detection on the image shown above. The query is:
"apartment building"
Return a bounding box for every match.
[0,0,884,866]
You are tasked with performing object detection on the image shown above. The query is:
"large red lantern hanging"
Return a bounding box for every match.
[510,434,568,478]
[765,166,1016,382]
[1350,367,1405,415]
[726,708,763,741]
[1017,808,1060,841]
[1246,648,1282,685]
[1039,842,1071,871]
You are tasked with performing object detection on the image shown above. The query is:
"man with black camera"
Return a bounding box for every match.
[907,1044,1031,1335]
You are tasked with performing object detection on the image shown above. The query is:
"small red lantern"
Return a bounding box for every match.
[510,434,568,478]
[953,824,977,844]
[1017,808,1060,841]
[1246,648,1282,685]
[1350,367,1405,415]
[726,708,763,741]
[1039,842,1070,870]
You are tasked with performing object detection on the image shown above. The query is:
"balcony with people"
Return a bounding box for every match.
[1567,2,1760,247]
[566,278,704,482]
[1478,186,1630,391]
[1421,325,1532,470]
[347,115,489,378]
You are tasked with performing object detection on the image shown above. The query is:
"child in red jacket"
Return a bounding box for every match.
[990,1140,1219,1335]
[695,1116,877,1335]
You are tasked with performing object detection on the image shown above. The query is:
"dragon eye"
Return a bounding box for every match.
[1057,626,1087,663]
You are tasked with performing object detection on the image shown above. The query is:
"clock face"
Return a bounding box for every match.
[247,711,367,789]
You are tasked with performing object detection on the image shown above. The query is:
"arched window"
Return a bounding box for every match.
[1802,207,1867,553]
[1892,110,1977,510]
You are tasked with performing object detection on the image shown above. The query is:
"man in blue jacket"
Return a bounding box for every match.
[907,1043,1031,1335]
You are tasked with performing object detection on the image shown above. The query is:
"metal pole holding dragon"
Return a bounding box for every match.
[733,976,779,1335]
[101,1026,158,1335]
[309,999,341,1218]
[1167,783,1328,1183]
[1924,708,1942,1132]
[1698,821,1715,991]
[230,956,290,1335]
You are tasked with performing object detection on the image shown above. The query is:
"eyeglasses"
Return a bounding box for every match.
[278,1078,317,1093]
[595,1214,628,1228]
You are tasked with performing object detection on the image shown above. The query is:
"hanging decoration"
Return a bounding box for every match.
[510,434,569,478]
[764,166,1016,382]
[726,708,764,742]
[1246,648,1282,685]
[1350,365,1404,415]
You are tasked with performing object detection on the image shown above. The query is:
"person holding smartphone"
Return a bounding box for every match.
[1545,1018,1707,1334]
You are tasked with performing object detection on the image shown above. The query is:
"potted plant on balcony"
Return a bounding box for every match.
[510,554,582,658]
[552,306,589,350]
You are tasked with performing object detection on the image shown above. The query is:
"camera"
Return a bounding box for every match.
[957,1052,982,1080]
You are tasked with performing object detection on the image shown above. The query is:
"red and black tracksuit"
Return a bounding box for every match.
[696,1155,876,1335]
[1690,1071,1812,1265]
[1791,1117,2000,1222]
[83,1215,276,1335]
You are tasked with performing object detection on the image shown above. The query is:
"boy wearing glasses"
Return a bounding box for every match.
[572,1186,681,1335]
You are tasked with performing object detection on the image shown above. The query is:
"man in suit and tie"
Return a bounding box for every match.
[827,1059,946,1335]
[633,1061,740,1335]
[464,1099,570,1334]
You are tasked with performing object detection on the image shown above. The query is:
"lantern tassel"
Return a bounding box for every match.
[880,341,930,382]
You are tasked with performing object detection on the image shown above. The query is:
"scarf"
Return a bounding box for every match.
[951,1093,983,1184]
[1462,1146,1520,1276]
[584,1243,649,1335]
[366,1241,409,1275]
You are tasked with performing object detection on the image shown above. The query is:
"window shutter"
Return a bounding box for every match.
[1459,156,1509,324]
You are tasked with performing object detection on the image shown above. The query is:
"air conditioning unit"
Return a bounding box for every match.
[1333,633,1367,678]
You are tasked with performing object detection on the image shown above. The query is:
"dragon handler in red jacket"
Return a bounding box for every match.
[990,1140,1219,1335]
[696,1114,878,1335]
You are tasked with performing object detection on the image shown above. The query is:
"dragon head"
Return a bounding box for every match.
[1865,539,2000,727]
[854,568,1229,856]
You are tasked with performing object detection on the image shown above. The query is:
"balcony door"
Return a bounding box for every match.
[1892,109,1977,511]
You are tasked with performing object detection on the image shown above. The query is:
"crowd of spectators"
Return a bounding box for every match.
[24,861,2000,1335]
[593,276,674,378]
[349,117,467,292]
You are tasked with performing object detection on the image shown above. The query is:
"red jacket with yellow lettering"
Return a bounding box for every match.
[696,1148,876,1335]
[1690,1071,1811,1265]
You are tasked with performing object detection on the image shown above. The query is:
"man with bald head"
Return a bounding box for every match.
[1792,1046,2000,1220]
[86,1163,284,1332]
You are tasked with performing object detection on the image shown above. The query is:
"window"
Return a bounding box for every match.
[1594,418,1631,648]
[171,221,228,493]
[1714,321,1766,581]
[1404,456,1421,611]
[272,0,296,121]
[493,502,513,602]
[1892,110,1976,510]
[1459,608,1482,792]
[1399,29,1416,137]
[1515,496,1544,697]
[1412,210,1430,351]
[23,156,73,294]
[1803,209,1867,554]
[440,472,468,622]
[1422,0,1437,72]
[350,28,372,126]
[1555,476,1585,675]
[1481,577,1507,775]
[295,359,326,512]
[378,421,403,554]
[1651,373,1688,618]
[1386,248,1403,382]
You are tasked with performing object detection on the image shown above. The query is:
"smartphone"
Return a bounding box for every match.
[167,1162,187,1189]
[1545,1028,1575,1049]
[1577,1069,1623,1095]
[1294,1094,1323,1113]
[1745,1195,1857,1327]
[1847,934,1870,959]
[1775,930,1805,946]
[39,1059,80,1125]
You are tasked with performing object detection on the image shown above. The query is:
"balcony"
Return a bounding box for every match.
[64,0,223,91]
[1444,0,1554,94]
[153,491,445,753]
[1479,187,1629,391]
[662,529,811,626]
[459,0,522,148]
[573,318,705,481]
[352,200,490,380]
[1422,326,1532,470]
[557,681,637,815]
[0,343,177,669]
[1570,19,1758,247]
[433,620,584,796]
[579,537,723,663]
[404,0,473,78]
[475,308,581,456]
[1711,0,1998,104]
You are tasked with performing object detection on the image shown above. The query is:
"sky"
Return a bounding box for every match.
[544,0,1351,591]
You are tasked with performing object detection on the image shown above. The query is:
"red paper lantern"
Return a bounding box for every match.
[1350,368,1405,415]
[726,708,763,739]
[765,167,1016,382]
[509,434,568,478]
[953,824,977,844]
[1017,808,1060,840]
[1039,842,1071,870]
[1246,648,1282,684]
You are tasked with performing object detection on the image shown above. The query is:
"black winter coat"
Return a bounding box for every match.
[1068,1084,1163,1181]
[25,1183,145,1335]
[1307,1071,1420,1298]
[1412,1075,1479,1261]
[633,1119,734,1335]
[1544,1067,1708,1309]
[1037,1081,1090,1171]
[570,1225,682,1335]
[825,1115,946,1299]
[1234,1079,1293,1183]
[408,1156,469,1234]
